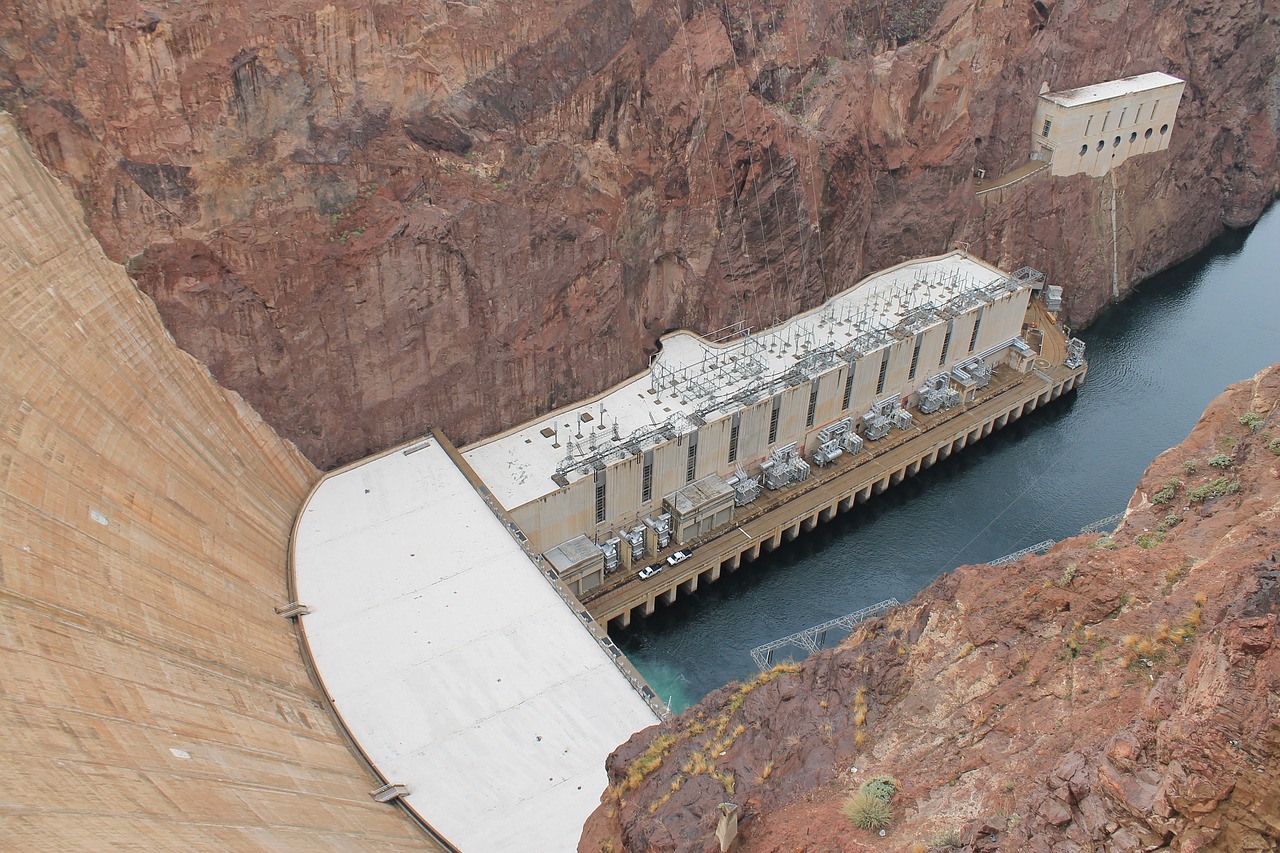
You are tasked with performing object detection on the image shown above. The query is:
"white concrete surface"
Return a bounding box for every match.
[293,437,660,852]
[464,252,1010,509]
[1040,71,1183,107]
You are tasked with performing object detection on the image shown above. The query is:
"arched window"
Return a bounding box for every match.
[1144,128,1153,139]
[1079,144,1088,156]
[1096,140,1105,152]
[1113,136,1121,147]
[1160,124,1169,135]
[1129,132,1137,143]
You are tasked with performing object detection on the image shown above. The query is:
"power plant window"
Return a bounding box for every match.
[969,308,984,354]
[875,350,890,395]
[842,366,856,410]
[939,320,953,367]
[805,381,819,428]
[595,481,606,524]
[768,397,781,445]
[686,442,697,483]
[728,422,740,463]
[641,460,653,502]
[1042,118,1051,137]
[908,335,923,380]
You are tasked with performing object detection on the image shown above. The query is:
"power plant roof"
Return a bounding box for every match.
[1040,71,1184,108]
[463,251,1014,509]
[292,436,660,852]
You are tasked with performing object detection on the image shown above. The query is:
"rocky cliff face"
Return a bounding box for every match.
[2,0,1276,466]
[581,363,1280,852]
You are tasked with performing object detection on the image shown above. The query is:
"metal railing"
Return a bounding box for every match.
[750,598,899,669]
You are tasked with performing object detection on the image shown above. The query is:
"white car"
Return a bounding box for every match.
[637,564,662,580]
[666,549,693,566]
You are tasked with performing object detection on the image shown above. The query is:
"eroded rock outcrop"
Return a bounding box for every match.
[2,0,1276,466]
[582,364,1280,852]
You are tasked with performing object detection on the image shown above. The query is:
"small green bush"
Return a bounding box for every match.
[844,791,892,829]
[859,774,900,802]
[1208,453,1232,469]
[1239,412,1264,432]
[1136,532,1165,549]
[1057,562,1078,588]
[1182,460,1198,476]
[1187,477,1240,504]
[1152,477,1181,505]
[1269,437,1280,456]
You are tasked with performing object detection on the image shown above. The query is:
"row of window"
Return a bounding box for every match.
[1078,124,1167,156]
[1083,99,1161,137]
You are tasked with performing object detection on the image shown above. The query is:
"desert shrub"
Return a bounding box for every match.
[1239,412,1263,432]
[1208,453,1232,469]
[844,791,892,829]
[1187,477,1240,504]
[1182,459,1198,475]
[1269,437,1280,456]
[1152,477,1181,505]
[859,774,900,802]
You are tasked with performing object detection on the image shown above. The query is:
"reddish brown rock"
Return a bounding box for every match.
[1,0,1276,466]
[581,364,1280,852]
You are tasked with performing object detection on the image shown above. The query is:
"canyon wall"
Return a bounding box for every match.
[581,363,1280,852]
[0,113,435,850]
[1,0,1276,467]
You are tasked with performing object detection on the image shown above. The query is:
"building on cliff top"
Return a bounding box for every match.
[1031,71,1185,178]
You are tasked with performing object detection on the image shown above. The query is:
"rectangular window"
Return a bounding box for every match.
[1041,118,1051,137]
[908,335,923,380]
[842,364,856,410]
[968,308,984,354]
[727,418,740,464]
[875,350,890,395]
[768,396,781,445]
[805,380,819,428]
[685,441,698,483]
[939,319,954,367]
[594,478,606,524]
[641,455,653,502]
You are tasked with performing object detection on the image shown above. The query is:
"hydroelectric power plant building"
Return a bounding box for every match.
[463,251,1082,600]
[292,249,1087,849]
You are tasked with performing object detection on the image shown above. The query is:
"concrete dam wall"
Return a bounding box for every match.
[0,113,433,849]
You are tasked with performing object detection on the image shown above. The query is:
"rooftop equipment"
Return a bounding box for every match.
[760,443,810,490]
[1044,285,1063,312]
[644,513,672,551]
[724,468,761,506]
[915,372,963,414]
[1065,337,1087,369]
[620,525,646,562]
[601,538,620,574]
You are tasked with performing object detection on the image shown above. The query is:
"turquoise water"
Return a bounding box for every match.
[618,204,1280,713]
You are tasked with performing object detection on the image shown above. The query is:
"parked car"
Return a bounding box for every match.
[637,564,663,580]
[666,548,693,566]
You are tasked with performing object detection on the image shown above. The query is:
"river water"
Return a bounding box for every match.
[617,203,1280,713]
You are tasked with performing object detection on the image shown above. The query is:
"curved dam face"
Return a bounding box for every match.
[0,114,432,849]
